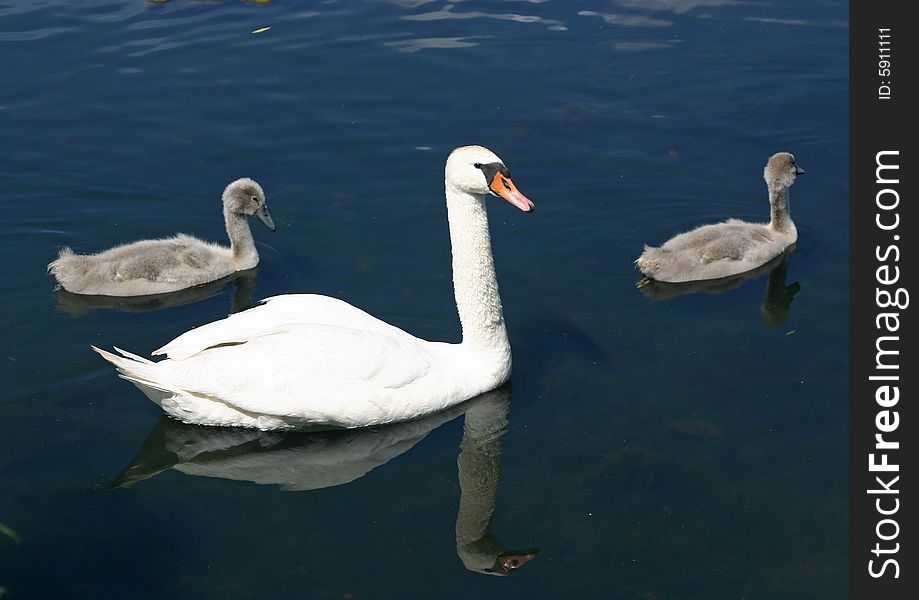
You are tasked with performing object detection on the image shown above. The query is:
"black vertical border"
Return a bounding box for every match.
[850,1,915,597]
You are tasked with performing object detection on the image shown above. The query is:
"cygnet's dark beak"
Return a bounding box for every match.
[255,204,276,231]
[794,165,806,175]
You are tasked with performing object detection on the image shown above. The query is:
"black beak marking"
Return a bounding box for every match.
[475,162,511,195]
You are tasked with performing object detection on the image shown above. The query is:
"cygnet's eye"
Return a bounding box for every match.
[251,196,259,202]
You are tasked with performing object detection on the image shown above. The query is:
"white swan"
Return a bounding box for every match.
[635,152,804,282]
[48,178,275,296]
[93,146,534,430]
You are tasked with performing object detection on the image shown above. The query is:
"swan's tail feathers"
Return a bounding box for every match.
[93,345,143,372]
[635,245,665,278]
[92,346,175,398]
[113,346,155,364]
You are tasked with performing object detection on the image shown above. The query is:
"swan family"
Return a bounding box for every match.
[92,146,533,429]
[53,147,804,430]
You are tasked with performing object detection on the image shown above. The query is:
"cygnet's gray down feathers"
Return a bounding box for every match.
[48,178,274,297]
[636,152,804,283]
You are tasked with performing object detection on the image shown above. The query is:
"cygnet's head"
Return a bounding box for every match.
[222,177,276,231]
[445,145,535,212]
[763,152,805,190]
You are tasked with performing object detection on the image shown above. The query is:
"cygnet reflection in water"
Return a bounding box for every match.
[638,246,801,327]
[54,268,259,316]
[111,386,538,575]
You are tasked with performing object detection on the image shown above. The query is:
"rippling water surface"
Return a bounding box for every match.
[2,1,847,597]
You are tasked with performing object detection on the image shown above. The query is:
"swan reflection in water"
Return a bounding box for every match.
[112,386,537,576]
[638,246,801,327]
[54,268,258,316]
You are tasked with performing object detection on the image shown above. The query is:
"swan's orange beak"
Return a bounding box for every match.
[489,172,535,213]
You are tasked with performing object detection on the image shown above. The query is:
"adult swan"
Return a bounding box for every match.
[94,146,535,430]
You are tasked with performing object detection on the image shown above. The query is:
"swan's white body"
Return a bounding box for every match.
[48,178,275,297]
[97,295,506,429]
[636,152,804,283]
[94,146,534,430]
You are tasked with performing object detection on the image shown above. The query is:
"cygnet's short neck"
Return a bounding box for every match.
[767,181,794,235]
[224,200,258,269]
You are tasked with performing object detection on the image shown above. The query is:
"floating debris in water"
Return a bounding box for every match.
[0,522,21,544]
[786,329,797,335]
[252,27,272,34]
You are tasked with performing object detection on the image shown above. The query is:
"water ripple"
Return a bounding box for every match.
[578,10,673,28]
[0,0,146,21]
[0,27,75,42]
[128,10,227,31]
[385,35,487,52]
[748,17,809,25]
[614,40,681,51]
[387,0,439,7]
[613,0,736,14]
[401,4,567,31]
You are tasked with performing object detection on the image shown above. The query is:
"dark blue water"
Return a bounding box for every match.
[2,1,848,597]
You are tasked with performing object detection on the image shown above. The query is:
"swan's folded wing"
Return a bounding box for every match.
[155,294,407,361]
[157,323,440,424]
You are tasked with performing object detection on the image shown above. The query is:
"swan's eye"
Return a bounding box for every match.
[473,163,483,169]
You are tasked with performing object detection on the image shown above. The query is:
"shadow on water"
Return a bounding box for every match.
[110,385,538,576]
[637,246,801,327]
[53,268,260,316]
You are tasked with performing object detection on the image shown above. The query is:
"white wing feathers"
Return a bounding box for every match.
[154,294,412,361]
[101,323,440,425]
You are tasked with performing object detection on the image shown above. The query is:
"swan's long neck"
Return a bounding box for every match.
[445,183,511,357]
[767,185,794,235]
[224,206,258,270]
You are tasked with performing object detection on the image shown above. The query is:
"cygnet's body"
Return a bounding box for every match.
[636,153,804,283]
[48,178,275,296]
